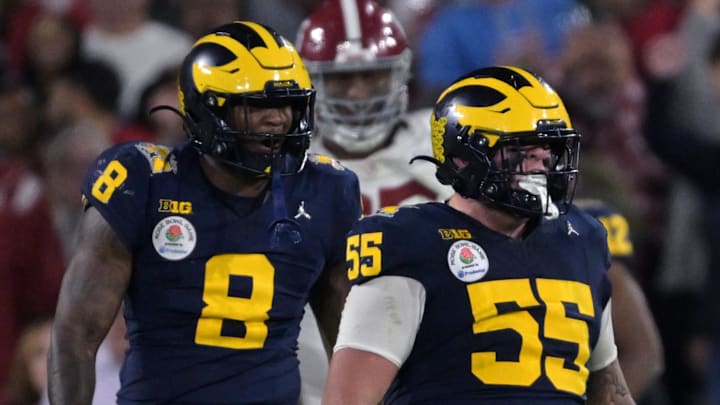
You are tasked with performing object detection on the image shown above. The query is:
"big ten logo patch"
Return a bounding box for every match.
[158,199,193,214]
[438,228,472,240]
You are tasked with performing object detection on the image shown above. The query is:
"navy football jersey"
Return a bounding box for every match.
[347,203,612,404]
[81,142,361,404]
[575,198,634,267]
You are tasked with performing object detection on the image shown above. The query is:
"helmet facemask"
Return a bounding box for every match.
[469,129,581,218]
[185,86,315,178]
[309,50,411,154]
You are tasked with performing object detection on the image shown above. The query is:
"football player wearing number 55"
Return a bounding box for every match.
[323,66,636,404]
[47,21,361,405]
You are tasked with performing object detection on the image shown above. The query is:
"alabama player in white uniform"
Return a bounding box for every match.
[294,0,450,403]
[311,108,448,213]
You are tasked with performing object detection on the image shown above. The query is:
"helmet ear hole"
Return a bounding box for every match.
[213,141,227,155]
[435,163,459,187]
[204,93,218,107]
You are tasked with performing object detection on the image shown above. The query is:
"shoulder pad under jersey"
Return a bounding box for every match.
[81,142,176,250]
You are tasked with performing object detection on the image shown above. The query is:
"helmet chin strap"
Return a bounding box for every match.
[518,174,559,220]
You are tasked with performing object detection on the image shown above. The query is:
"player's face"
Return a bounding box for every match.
[323,68,391,101]
[495,144,553,172]
[495,144,555,188]
[230,104,293,153]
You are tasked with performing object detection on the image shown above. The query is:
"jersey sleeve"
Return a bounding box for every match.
[335,276,426,366]
[318,158,363,268]
[587,299,618,371]
[345,207,419,286]
[80,142,166,251]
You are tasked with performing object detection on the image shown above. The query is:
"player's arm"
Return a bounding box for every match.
[609,260,664,399]
[48,207,131,405]
[324,347,398,405]
[586,360,636,405]
[585,299,636,404]
[323,276,425,405]
[309,260,350,356]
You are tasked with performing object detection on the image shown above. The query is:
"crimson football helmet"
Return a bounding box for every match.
[421,66,581,217]
[296,0,411,154]
[179,21,315,177]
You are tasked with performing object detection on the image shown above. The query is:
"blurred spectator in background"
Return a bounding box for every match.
[143,0,243,38]
[176,0,242,39]
[0,78,64,402]
[4,318,52,405]
[0,78,44,168]
[42,122,110,260]
[644,2,720,404]
[414,0,589,107]
[581,0,686,78]
[17,12,83,101]
[4,314,125,405]
[2,0,88,75]
[386,0,439,48]
[243,0,324,39]
[384,0,441,109]
[554,21,668,285]
[44,59,153,144]
[132,66,185,146]
[81,0,191,118]
[643,1,720,402]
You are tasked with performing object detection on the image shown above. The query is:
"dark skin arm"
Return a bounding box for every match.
[587,359,636,405]
[609,260,664,399]
[308,261,350,356]
[48,207,132,405]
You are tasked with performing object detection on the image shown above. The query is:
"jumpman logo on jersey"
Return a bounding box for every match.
[566,220,579,236]
[294,201,311,220]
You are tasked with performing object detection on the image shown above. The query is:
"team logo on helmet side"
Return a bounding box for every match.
[430,112,447,164]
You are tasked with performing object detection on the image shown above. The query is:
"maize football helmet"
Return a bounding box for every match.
[179,21,315,177]
[296,0,411,154]
[425,66,581,217]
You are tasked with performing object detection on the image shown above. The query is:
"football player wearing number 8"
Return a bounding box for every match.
[323,66,635,404]
[48,21,361,405]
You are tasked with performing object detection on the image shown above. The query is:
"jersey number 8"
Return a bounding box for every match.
[195,254,275,349]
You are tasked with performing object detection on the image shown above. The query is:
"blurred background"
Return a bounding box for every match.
[0,0,716,404]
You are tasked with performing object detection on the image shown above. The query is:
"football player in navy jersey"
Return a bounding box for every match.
[576,199,665,402]
[323,66,635,404]
[48,21,361,405]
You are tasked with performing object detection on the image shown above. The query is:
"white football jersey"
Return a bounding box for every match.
[310,108,452,214]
